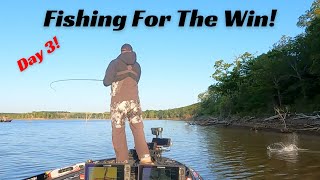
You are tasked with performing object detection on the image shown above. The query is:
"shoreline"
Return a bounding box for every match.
[188,114,320,136]
[12,117,320,136]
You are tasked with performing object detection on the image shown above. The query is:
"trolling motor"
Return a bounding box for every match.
[129,127,172,163]
[148,127,172,162]
[151,127,172,149]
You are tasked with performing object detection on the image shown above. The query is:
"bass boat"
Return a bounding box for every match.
[24,127,203,180]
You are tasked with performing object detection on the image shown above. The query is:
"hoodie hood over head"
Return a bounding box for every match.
[117,51,137,65]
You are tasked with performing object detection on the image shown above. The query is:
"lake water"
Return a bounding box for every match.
[1,120,320,179]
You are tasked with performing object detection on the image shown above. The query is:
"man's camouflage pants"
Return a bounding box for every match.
[110,100,150,162]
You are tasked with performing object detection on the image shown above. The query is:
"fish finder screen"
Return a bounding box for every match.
[140,166,179,180]
[85,164,126,180]
[87,167,117,180]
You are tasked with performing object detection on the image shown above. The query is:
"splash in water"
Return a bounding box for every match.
[266,142,305,163]
[267,142,302,153]
[267,133,307,153]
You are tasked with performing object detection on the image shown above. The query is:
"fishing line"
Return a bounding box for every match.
[50,79,103,91]
[50,79,104,124]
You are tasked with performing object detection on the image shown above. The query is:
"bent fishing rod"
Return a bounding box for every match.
[50,79,103,91]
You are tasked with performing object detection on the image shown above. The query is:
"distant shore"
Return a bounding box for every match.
[12,118,184,121]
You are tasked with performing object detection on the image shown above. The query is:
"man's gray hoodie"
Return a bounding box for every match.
[103,51,141,103]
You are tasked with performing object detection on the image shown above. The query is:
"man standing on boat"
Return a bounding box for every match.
[103,44,153,164]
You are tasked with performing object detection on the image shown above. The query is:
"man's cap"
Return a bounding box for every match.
[121,44,133,52]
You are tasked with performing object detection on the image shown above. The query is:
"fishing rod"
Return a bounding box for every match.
[50,79,103,91]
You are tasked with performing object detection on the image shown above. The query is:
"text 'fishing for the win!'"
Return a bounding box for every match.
[44,9,277,31]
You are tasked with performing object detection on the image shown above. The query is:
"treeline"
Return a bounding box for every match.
[198,1,320,117]
[143,103,199,119]
[0,104,199,120]
[0,111,111,120]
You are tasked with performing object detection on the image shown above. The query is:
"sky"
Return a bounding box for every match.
[0,0,315,113]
